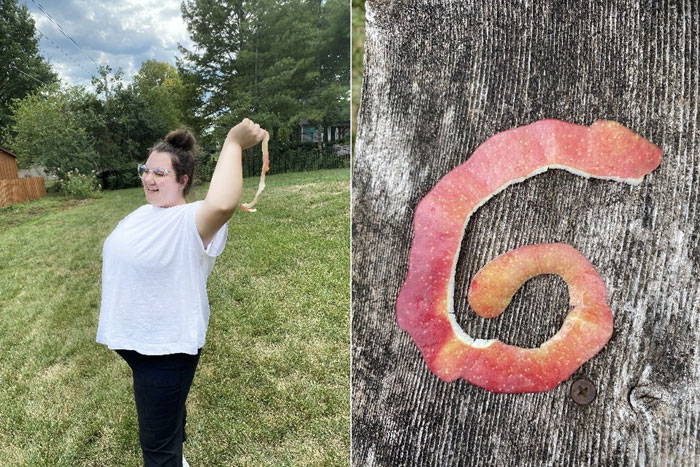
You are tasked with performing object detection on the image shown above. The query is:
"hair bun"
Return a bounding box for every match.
[165,129,196,152]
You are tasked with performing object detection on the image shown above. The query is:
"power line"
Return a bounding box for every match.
[35,26,93,76]
[9,63,49,86]
[29,0,101,70]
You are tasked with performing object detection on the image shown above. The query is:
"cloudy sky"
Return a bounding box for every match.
[25,0,195,89]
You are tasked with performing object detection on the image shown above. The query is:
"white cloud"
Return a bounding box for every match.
[26,0,194,89]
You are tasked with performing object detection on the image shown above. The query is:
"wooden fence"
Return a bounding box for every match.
[0,178,46,208]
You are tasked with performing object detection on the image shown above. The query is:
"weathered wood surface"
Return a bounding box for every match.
[352,1,700,465]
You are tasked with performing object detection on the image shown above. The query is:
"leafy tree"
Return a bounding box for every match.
[107,84,170,164]
[176,65,209,138]
[88,66,174,188]
[133,60,188,130]
[91,65,125,107]
[300,0,350,153]
[351,0,365,146]
[5,84,98,177]
[179,0,349,148]
[179,0,251,127]
[6,65,177,189]
[0,0,58,138]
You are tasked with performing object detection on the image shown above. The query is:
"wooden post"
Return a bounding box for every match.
[352,1,700,465]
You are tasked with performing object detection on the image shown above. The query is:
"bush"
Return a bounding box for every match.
[103,169,141,190]
[45,179,60,194]
[58,170,102,199]
[98,163,142,190]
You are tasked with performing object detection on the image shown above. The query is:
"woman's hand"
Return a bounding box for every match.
[226,118,267,150]
[197,118,266,248]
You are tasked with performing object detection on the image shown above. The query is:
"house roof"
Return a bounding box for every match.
[0,147,18,158]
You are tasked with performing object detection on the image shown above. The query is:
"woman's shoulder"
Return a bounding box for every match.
[127,203,154,217]
[183,200,205,215]
[121,202,203,225]
[115,203,157,225]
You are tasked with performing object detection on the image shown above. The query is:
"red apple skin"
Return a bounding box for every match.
[396,119,662,393]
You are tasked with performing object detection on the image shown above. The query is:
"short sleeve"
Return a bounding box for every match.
[204,221,227,257]
[98,201,225,356]
[189,201,228,258]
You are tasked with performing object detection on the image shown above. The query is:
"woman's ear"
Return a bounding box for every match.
[180,174,189,189]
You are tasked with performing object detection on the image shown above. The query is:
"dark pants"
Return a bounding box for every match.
[116,349,201,467]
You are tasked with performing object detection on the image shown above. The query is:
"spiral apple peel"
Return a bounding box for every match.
[396,119,662,393]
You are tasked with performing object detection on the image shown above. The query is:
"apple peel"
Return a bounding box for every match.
[396,119,662,393]
[241,130,270,212]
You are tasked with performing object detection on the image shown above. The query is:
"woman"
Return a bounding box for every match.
[96,118,267,466]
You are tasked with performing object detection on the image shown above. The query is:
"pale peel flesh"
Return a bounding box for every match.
[241,131,270,212]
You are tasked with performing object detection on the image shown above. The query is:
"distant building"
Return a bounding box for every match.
[18,166,52,179]
[298,119,350,144]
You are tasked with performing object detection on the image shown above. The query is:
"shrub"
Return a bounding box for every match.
[45,179,61,193]
[58,170,102,199]
[101,169,141,190]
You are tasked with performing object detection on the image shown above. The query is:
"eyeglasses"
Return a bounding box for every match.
[138,164,173,179]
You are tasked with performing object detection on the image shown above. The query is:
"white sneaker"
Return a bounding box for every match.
[182,455,190,467]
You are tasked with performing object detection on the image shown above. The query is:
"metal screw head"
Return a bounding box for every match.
[570,378,596,406]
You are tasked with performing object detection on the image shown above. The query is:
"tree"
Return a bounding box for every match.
[133,60,187,131]
[352,2,699,465]
[91,65,125,108]
[178,0,349,146]
[7,64,184,189]
[5,84,97,176]
[179,0,250,127]
[351,0,365,148]
[302,0,350,154]
[175,65,209,138]
[106,84,170,165]
[89,65,171,187]
[0,0,58,138]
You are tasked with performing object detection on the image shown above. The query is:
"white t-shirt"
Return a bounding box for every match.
[96,200,227,355]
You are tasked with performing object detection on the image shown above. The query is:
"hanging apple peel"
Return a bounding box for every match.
[241,130,270,212]
[396,119,662,393]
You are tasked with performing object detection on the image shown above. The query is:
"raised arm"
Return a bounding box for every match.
[196,118,267,247]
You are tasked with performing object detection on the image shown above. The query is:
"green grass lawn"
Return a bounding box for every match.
[0,169,350,466]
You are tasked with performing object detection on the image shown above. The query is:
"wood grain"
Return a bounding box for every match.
[0,178,46,207]
[0,151,19,180]
[352,1,700,465]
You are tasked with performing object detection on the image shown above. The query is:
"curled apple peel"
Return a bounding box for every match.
[396,119,662,393]
[241,131,270,212]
